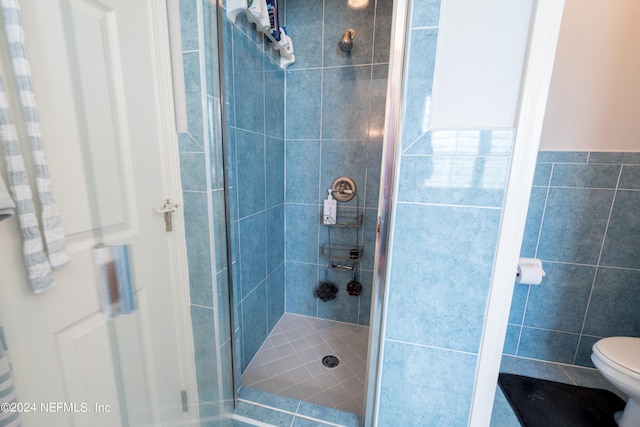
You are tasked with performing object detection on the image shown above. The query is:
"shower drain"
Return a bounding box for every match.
[322,355,339,368]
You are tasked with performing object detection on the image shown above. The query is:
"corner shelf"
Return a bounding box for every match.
[225,0,295,69]
[319,183,363,286]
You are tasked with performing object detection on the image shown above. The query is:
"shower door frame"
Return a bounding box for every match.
[361,0,409,424]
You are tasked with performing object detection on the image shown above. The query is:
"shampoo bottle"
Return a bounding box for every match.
[323,190,337,224]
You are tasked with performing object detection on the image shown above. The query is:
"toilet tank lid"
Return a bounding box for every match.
[594,337,640,374]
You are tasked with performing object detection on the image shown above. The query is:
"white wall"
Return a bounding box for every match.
[539,0,640,152]
[429,0,534,129]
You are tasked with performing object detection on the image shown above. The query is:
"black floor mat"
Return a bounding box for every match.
[498,373,626,427]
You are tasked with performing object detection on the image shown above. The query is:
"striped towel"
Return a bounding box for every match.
[0,175,14,222]
[0,346,20,427]
[0,0,69,292]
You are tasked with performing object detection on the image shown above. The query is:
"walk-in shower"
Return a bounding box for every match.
[216,0,394,419]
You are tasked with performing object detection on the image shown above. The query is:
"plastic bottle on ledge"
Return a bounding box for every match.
[323,189,337,225]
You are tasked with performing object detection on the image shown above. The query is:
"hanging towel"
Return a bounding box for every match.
[0,175,14,222]
[0,345,20,427]
[1,0,69,270]
[0,0,69,293]
[0,75,53,292]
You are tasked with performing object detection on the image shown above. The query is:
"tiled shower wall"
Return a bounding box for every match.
[505,151,640,367]
[220,5,286,375]
[376,1,520,424]
[282,0,392,326]
[179,0,233,419]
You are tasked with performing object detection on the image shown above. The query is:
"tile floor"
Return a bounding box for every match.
[490,355,628,426]
[241,313,369,416]
[238,312,628,426]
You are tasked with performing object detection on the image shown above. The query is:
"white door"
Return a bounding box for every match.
[0,0,194,426]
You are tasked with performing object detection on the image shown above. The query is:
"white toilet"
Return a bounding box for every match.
[592,337,640,427]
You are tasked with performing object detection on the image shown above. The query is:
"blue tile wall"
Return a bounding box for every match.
[320,140,368,207]
[284,0,323,69]
[506,151,640,367]
[400,130,514,206]
[282,0,392,326]
[523,263,595,333]
[377,0,522,423]
[265,137,284,208]
[285,261,319,317]
[379,130,513,424]
[285,141,321,204]
[241,282,269,364]
[386,203,503,353]
[322,0,375,67]
[183,191,214,308]
[536,188,613,264]
[285,71,322,140]
[378,341,477,426]
[321,68,373,140]
[600,190,640,268]
[191,305,220,403]
[267,264,286,331]
[401,28,438,149]
[373,0,394,64]
[236,130,266,218]
[285,204,319,264]
[238,212,267,297]
[220,1,286,376]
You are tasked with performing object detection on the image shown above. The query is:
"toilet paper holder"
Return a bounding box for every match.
[516,258,545,285]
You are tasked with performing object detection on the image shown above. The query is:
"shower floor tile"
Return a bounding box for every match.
[242,313,369,415]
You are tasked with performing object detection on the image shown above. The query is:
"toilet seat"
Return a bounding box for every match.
[593,337,640,379]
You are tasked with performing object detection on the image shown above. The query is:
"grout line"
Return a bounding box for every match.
[539,185,621,191]
[286,137,379,142]
[594,165,622,268]
[515,162,555,355]
[177,130,205,151]
[231,413,279,427]
[395,200,503,210]
[556,364,577,385]
[514,285,530,357]
[411,25,440,30]
[503,354,599,372]
[400,133,425,155]
[315,0,326,321]
[500,356,514,374]
[401,152,514,158]
[573,165,623,364]
[384,338,478,356]
[233,126,282,138]
[286,62,391,72]
[237,398,351,427]
[510,325,583,336]
[533,163,553,258]
[371,0,378,65]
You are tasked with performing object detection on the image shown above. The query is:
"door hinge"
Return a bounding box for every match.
[181,390,188,412]
[154,199,180,232]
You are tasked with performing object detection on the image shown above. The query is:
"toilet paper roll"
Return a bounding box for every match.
[516,258,545,285]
